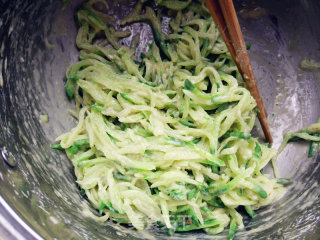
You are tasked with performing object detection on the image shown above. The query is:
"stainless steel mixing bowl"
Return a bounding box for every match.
[0,0,319,239]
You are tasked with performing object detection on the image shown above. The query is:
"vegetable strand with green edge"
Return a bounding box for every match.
[228,219,237,240]
[244,205,256,218]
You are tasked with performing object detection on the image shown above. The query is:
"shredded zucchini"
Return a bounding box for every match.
[52,0,310,237]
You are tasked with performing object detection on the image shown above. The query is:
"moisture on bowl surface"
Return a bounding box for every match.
[0,0,320,239]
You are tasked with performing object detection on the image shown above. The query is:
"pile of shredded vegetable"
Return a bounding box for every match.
[51,0,320,238]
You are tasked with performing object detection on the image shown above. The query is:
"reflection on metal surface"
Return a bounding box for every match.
[0,0,319,239]
[0,195,43,240]
[1,147,17,168]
